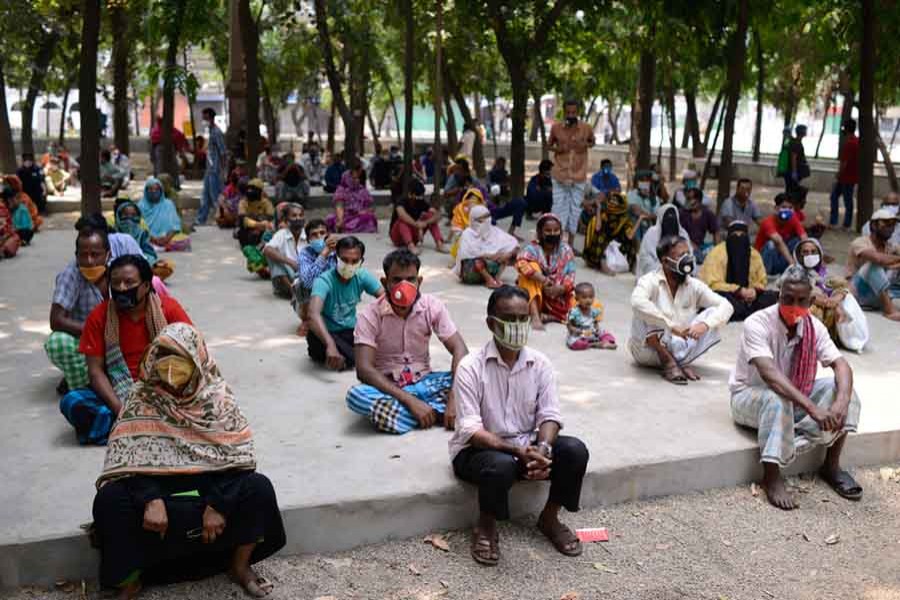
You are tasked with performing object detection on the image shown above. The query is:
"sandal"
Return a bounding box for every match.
[470,528,499,566]
[662,364,688,386]
[537,520,583,557]
[819,468,863,501]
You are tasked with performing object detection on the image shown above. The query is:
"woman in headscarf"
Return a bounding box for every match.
[455,204,519,288]
[216,171,246,229]
[636,203,690,279]
[516,213,576,329]
[794,238,868,349]
[3,174,42,231]
[236,178,275,250]
[91,323,285,599]
[699,220,777,321]
[138,177,191,252]
[0,188,21,257]
[582,191,636,275]
[114,201,175,281]
[325,162,377,233]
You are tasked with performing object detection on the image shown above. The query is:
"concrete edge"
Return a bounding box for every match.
[3,428,898,589]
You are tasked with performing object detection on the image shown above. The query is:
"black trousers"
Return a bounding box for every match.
[92,471,286,589]
[307,328,355,368]
[719,289,779,322]
[452,435,589,521]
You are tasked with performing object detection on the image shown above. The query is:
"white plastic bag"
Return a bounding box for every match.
[605,241,630,273]
[836,293,869,352]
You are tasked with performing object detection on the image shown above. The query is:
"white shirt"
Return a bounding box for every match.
[729,304,842,393]
[631,269,734,331]
[265,228,303,265]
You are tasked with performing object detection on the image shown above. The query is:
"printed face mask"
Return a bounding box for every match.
[489,316,531,350]
[779,304,809,327]
[79,264,107,283]
[664,253,696,279]
[155,355,196,390]
[336,258,360,279]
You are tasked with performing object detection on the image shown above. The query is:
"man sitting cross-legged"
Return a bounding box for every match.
[629,235,734,385]
[450,285,589,566]
[346,249,469,434]
[308,236,384,370]
[730,265,862,510]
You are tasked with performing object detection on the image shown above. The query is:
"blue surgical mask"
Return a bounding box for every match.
[310,238,326,253]
[778,208,794,221]
[602,166,612,175]
[684,180,697,190]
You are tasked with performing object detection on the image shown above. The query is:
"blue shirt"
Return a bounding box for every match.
[311,267,381,332]
[207,124,226,172]
[298,246,337,290]
[591,171,621,194]
[324,163,346,190]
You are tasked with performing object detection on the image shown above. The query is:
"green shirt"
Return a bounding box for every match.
[311,267,381,332]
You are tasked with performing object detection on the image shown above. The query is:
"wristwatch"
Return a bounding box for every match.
[537,441,553,459]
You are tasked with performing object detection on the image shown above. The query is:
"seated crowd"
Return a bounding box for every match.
[26,129,900,598]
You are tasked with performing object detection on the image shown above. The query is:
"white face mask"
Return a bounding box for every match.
[336,258,360,280]
[802,254,821,269]
[476,218,492,237]
[884,205,900,217]
[489,317,531,351]
[638,181,651,193]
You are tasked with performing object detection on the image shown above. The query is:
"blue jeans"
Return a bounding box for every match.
[490,196,525,228]
[197,169,223,224]
[761,237,801,275]
[829,183,855,228]
[852,263,900,309]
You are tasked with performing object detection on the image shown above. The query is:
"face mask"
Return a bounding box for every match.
[147,190,162,203]
[79,264,107,283]
[777,208,793,221]
[247,189,261,201]
[602,166,612,175]
[565,116,578,126]
[665,253,696,280]
[23,161,33,168]
[389,280,419,308]
[310,238,326,253]
[882,205,899,217]
[285,172,301,186]
[490,317,531,350]
[638,181,651,193]
[119,216,141,233]
[802,254,821,269]
[543,233,561,246]
[684,180,697,190]
[336,258,360,279]
[289,219,305,233]
[111,285,144,310]
[476,219,492,237]
[779,304,809,327]
[155,355,196,390]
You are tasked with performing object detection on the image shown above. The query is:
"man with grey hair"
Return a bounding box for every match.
[730,264,862,510]
[263,203,306,299]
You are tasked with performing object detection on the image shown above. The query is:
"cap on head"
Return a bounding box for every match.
[871,208,898,222]
[248,178,265,191]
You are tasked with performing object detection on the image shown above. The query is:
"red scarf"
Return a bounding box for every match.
[789,315,817,396]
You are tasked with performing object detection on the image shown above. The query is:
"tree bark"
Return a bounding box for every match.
[876,133,899,192]
[443,90,457,154]
[401,0,414,198]
[608,102,621,143]
[433,0,444,192]
[327,99,335,154]
[446,67,485,177]
[700,105,725,191]
[529,99,540,142]
[889,118,900,152]
[0,64,16,172]
[632,48,656,170]
[666,86,676,182]
[160,0,186,179]
[682,89,695,149]
[506,71,528,198]
[838,84,855,157]
[239,0,261,175]
[857,0,876,230]
[314,0,354,158]
[111,5,131,155]
[701,88,725,155]
[79,0,102,215]
[751,29,764,163]
[717,0,749,207]
[22,33,60,155]
[814,91,833,159]
[260,79,278,147]
[59,83,72,146]
[534,90,548,160]
[366,108,381,147]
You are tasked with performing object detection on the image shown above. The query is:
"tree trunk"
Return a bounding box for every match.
[0,64,16,173]
[814,91,833,158]
[534,90,548,160]
[443,90,457,153]
[857,0,876,230]
[160,0,186,179]
[717,0,749,207]
[260,81,278,147]
[446,68,485,177]
[488,97,499,156]
[401,0,414,198]
[239,0,261,175]
[682,89,695,149]
[366,108,381,147]
[79,0,102,215]
[666,86,676,182]
[876,133,899,192]
[314,0,353,158]
[889,118,900,152]
[433,0,444,192]
[507,75,528,198]
[327,100,335,154]
[111,5,130,155]
[58,84,71,146]
[22,33,60,155]
[529,99,540,142]
[386,84,402,147]
[751,29,764,162]
[700,106,725,191]
[608,102,621,143]
[702,88,725,155]
[132,85,141,138]
[632,49,656,170]
[838,85,855,157]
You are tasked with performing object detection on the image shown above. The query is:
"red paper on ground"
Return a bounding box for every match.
[575,527,609,542]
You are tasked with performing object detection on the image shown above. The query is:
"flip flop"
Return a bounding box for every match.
[819,468,863,501]
[470,528,499,566]
[662,364,688,386]
[537,520,583,557]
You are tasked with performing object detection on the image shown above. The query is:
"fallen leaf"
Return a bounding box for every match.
[592,562,617,574]
[802,532,810,542]
[424,533,450,552]
[54,581,75,593]
[750,483,760,497]
[825,534,840,545]
[879,467,895,481]
[655,543,671,551]
[408,563,421,576]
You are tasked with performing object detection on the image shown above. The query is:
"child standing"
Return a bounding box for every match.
[566,282,617,350]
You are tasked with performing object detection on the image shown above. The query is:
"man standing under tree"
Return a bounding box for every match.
[196,108,227,226]
[548,100,595,248]
[830,119,860,230]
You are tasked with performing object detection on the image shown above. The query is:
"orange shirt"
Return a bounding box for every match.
[549,121,594,184]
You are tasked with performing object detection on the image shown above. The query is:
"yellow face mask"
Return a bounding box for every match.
[79,264,107,283]
[155,355,196,390]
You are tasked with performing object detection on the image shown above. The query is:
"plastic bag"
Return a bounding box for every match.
[836,293,869,352]
[605,241,630,273]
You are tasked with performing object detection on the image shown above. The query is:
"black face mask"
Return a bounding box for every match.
[284,171,301,186]
[246,189,261,201]
[543,234,561,246]
[289,219,305,232]
[111,285,144,310]
[661,209,680,237]
[565,116,578,126]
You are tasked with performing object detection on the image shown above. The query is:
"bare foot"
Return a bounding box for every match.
[485,278,502,289]
[230,566,274,598]
[435,242,450,254]
[885,312,900,322]
[407,242,421,256]
[764,477,798,510]
[682,365,701,381]
[531,315,546,331]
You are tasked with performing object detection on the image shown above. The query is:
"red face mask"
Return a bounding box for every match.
[389,280,419,308]
[779,304,809,326]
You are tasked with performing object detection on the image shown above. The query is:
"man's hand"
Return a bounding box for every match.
[670,326,689,339]
[142,499,168,539]
[686,322,709,340]
[809,405,841,432]
[408,398,438,429]
[518,447,552,480]
[325,343,346,371]
[829,398,850,430]
[444,390,456,431]
[201,505,226,544]
[738,287,757,302]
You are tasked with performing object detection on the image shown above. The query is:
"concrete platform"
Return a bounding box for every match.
[1,223,899,589]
